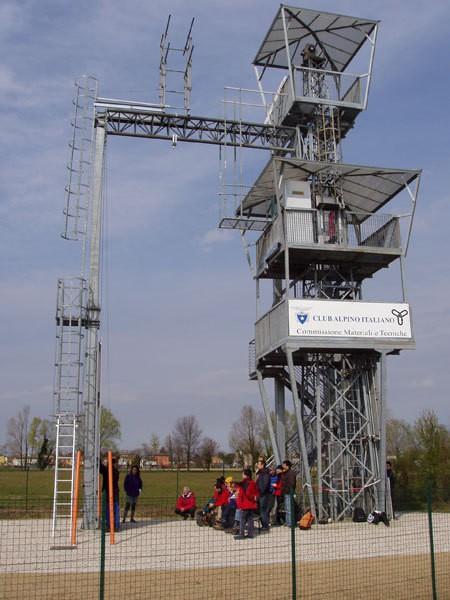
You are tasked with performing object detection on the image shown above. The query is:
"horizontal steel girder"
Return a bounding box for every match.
[98,109,297,151]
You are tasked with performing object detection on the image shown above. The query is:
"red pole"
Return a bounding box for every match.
[71,450,82,546]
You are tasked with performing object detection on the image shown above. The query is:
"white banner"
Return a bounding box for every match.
[288,299,412,339]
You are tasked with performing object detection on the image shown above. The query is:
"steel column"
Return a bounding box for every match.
[286,348,316,515]
[83,121,106,529]
[256,370,281,465]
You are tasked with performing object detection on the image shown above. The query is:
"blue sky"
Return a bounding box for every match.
[1,0,449,451]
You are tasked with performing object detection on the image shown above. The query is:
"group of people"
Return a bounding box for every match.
[175,458,297,539]
[99,458,143,530]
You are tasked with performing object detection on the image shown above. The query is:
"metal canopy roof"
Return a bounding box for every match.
[238,157,420,219]
[253,5,378,72]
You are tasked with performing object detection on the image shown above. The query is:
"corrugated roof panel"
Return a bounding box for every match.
[238,158,420,220]
[254,5,378,72]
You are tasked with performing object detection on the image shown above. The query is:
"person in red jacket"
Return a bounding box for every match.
[234,468,259,539]
[175,487,197,520]
[212,476,230,522]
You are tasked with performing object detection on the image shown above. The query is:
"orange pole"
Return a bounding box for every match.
[107,451,115,544]
[71,450,82,546]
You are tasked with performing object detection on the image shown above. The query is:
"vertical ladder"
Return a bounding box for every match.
[52,416,77,537]
[52,277,86,538]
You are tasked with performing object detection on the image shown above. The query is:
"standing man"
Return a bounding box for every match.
[386,460,396,515]
[281,460,296,527]
[99,455,121,531]
[256,457,271,532]
[123,464,143,523]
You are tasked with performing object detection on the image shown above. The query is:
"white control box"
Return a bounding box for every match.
[283,180,312,210]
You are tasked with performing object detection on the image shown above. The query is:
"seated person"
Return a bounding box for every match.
[212,476,230,522]
[175,486,196,520]
[215,477,237,530]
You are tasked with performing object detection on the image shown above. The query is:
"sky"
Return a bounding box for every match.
[1,0,449,452]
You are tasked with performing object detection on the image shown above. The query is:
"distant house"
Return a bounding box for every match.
[154,453,170,468]
[141,454,171,469]
[118,452,171,469]
[0,455,8,466]
[211,455,225,467]
[118,454,140,469]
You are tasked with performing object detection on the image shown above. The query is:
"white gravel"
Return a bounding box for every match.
[1,512,449,574]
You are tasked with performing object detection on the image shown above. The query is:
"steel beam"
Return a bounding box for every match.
[98,109,297,151]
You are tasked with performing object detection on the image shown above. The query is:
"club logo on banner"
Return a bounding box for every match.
[288,299,413,340]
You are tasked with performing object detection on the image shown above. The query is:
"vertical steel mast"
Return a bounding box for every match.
[52,76,98,536]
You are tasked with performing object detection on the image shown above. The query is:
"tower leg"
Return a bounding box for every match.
[256,370,281,465]
[286,349,316,516]
[378,352,387,512]
[83,121,106,529]
[275,379,286,460]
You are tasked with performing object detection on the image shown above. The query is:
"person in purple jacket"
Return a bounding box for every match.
[122,465,143,523]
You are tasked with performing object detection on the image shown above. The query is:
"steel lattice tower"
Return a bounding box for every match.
[52,5,421,532]
[230,5,421,520]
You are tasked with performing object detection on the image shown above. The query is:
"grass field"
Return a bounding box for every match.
[0,468,242,501]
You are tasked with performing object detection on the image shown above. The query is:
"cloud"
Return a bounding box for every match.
[198,227,234,248]
[1,0,450,450]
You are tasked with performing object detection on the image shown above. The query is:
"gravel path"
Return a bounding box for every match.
[1,512,449,574]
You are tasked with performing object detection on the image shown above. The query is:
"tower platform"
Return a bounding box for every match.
[255,298,414,361]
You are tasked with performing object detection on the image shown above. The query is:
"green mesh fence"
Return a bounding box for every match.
[1,492,449,599]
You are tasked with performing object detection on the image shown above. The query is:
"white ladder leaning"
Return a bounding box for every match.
[52,415,77,537]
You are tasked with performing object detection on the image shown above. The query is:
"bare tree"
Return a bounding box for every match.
[164,434,175,467]
[229,405,264,468]
[150,433,160,456]
[198,437,220,471]
[6,406,31,469]
[172,415,202,470]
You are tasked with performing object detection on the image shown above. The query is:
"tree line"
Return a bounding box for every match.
[4,404,450,507]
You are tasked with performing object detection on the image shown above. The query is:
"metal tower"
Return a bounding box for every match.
[52,76,98,536]
[225,5,421,520]
[52,6,420,529]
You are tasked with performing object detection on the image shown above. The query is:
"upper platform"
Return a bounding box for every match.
[254,5,379,131]
[235,157,421,280]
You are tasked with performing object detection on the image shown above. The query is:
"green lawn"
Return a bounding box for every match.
[0,468,242,501]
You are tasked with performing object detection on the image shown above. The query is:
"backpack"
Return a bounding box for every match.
[352,507,367,523]
[298,510,315,530]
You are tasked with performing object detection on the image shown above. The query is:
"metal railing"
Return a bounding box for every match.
[256,210,401,271]
[267,67,366,126]
[248,339,256,378]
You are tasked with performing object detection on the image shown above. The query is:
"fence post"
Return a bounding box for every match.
[290,494,297,600]
[426,482,438,600]
[99,490,106,600]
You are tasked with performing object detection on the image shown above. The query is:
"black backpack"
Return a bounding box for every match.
[352,507,367,522]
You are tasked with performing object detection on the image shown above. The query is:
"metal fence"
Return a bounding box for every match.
[1,493,449,600]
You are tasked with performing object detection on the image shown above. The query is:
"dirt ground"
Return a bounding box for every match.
[1,513,450,599]
[1,553,449,600]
